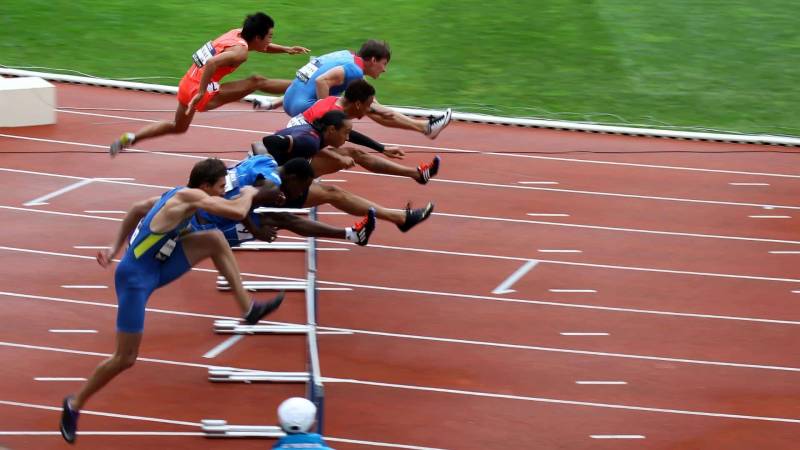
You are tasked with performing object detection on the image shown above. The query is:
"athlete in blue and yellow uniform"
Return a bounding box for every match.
[192,156,376,247]
[60,158,286,444]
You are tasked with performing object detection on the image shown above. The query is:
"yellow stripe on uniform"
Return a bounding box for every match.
[133,233,165,258]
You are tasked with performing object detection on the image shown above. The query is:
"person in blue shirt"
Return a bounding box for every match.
[254,111,435,233]
[266,39,451,139]
[192,156,376,246]
[59,158,288,444]
[273,397,333,450]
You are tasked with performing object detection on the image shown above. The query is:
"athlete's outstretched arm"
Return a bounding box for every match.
[194,186,257,221]
[266,43,310,54]
[314,66,345,101]
[97,196,159,267]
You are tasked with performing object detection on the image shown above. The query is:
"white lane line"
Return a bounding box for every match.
[0,431,202,436]
[96,177,135,181]
[527,213,570,217]
[550,289,597,293]
[33,377,86,381]
[518,181,559,185]
[323,378,800,424]
[83,210,125,214]
[49,329,97,334]
[770,251,800,254]
[749,215,792,219]
[61,285,107,289]
[561,332,609,336]
[729,182,770,186]
[791,290,800,294]
[4,338,800,429]
[6,170,800,247]
[318,287,354,291]
[6,247,800,327]
[202,335,244,359]
[23,178,94,206]
[15,210,800,285]
[590,435,645,439]
[7,134,800,211]
[492,260,538,294]
[538,249,582,253]
[33,114,800,180]
[576,381,627,385]
[0,398,443,449]
[73,245,110,249]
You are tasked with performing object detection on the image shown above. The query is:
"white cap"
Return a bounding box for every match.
[277,397,317,433]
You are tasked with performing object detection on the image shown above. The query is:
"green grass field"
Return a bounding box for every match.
[2,1,799,135]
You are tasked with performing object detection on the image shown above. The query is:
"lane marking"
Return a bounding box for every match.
[33,377,86,381]
[83,210,125,214]
[590,435,645,439]
[23,179,94,206]
[4,341,800,426]
[550,289,597,293]
[769,251,800,254]
[37,113,800,180]
[791,290,800,294]
[561,332,609,336]
[5,248,800,327]
[0,431,202,436]
[6,170,800,247]
[749,215,791,219]
[518,181,559,185]
[61,285,107,289]
[202,335,244,359]
[729,182,769,186]
[492,260,539,294]
[526,213,570,217]
[317,248,350,251]
[318,287,354,291]
[5,134,800,211]
[538,249,582,253]
[576,381,627,385]
[0,399,444,449]
[49,329,97,334]
[323,378,800,424]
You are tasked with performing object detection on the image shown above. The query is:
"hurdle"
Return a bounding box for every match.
[202,207,325,437]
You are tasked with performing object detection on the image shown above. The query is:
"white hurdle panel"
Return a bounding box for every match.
[201,420,284,438]
[213,319,311,335]
[216,276,307,292]
[203,207,325,438]
[233,240,309,251]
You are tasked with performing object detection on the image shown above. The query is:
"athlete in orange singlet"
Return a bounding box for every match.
[109,12,308,156]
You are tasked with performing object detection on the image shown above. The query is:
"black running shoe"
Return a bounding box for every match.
[60,396,79,444]
[354,208,377,246]
[416,155,441,185]
[397,202,434,232]
[244,291,286,324]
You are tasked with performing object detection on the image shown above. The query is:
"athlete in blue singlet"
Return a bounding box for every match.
[253,111,435,233]
[192,156,376,247]
[59,158,285,444]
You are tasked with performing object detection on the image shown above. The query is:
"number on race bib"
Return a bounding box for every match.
[129,222,142,245]
[224,171,239,193]
[296,58,321,82]
[192,42,216,68]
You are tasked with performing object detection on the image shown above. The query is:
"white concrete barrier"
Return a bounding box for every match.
[0,76,56,127]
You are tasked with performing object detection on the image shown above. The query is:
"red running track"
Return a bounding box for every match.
[1,84,799,449]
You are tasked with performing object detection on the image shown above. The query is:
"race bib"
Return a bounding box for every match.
[235,223,254,242]
[155,238,177,261]
[192,41,216,68]
[223,171,239,193]
[296,58,321,82]
[287,115,308,128]
[129,221,142,245]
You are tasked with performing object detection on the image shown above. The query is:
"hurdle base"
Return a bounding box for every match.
[209,368,310,383]
[201,419,284,438]
[214,319,310,335]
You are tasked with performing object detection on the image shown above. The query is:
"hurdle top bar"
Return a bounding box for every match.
[2,67,800,147]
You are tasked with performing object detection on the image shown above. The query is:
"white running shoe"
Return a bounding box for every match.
[425,108,452,139]
[252,95,275,111]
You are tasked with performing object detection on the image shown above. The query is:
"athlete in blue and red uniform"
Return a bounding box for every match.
[252,111,435,232]
[109,12,309,156]
[192,156,376,247]
[278,39,452,139]
[59,158,288,444]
